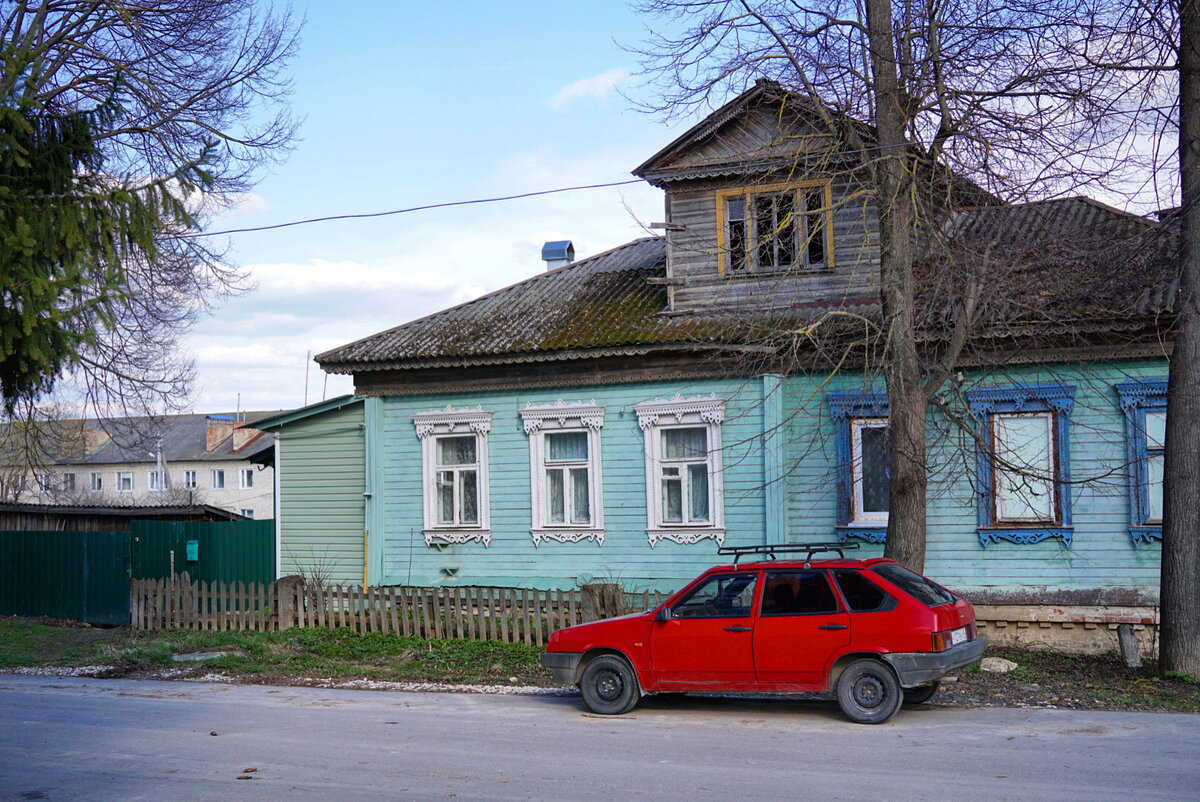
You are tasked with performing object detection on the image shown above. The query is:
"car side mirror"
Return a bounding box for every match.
[654,606,672,622]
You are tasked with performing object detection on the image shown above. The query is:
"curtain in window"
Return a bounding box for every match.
[437,436,476,466]
[663,428,707,459]
[547,432,587,461]
[688,464,709,521]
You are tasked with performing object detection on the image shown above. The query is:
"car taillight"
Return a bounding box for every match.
[931,623,974,652]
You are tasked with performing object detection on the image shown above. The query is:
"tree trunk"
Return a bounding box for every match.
[866,0,928,572]
[1161,0,1200,677]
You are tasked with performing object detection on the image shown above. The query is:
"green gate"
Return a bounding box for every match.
[0,521,275,625]
[130,520,275,585]
[0,530,131,626]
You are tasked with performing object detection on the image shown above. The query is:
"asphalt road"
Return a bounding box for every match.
[0,674,1197,801]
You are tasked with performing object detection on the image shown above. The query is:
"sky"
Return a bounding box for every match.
[186,1,687,414]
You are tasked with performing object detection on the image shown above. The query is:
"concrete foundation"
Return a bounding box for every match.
[973,604,1159,658]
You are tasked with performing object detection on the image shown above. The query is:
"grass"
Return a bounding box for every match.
[3,617,1199,712]
[0,617,550,686]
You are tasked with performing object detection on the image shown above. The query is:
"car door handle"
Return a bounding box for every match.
[724,625,752,632]
[818,624,848,631]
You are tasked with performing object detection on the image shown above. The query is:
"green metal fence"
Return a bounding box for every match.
[0,530,131,626]
[0,521,274,626]
[130,519,275,586]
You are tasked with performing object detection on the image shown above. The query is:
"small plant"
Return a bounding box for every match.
[1164,670,1198,685]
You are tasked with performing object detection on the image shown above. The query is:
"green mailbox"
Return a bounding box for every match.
[186,539,199,562]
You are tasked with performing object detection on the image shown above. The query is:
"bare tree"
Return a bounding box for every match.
[632,0,1177,571]
[0,1,300,421]
[1163,0,1199,676]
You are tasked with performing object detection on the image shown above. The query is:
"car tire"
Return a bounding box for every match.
[579,655,639,715]
[902,681,940,706]
[836,658,903,724]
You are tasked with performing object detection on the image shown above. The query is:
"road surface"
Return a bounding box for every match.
[0,674,1196,800]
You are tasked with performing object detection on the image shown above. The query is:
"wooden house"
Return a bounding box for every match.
[264,81,1178,653]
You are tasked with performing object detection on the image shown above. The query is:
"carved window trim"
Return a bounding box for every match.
[966,384,1075,548]
[827,390,889,544]
[413,406,493,546]
[520,400,605,546]
[715,180,834,275]
[1116,378,1167,546]
[635,395,726,547]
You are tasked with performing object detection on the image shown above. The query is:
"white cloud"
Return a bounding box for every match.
[547,68,634,110]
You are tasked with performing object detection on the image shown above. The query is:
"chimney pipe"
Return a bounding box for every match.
[541,240,575,271]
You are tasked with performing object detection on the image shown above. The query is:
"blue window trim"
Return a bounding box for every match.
[826,389,888,544]
[1115,378,1167,546]
[966,383,1074,548]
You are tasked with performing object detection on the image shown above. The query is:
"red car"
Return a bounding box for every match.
[541,544,984,724]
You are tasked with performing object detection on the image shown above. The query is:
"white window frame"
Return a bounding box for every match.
[182,470,197,490]
[850,418,889,524]
[117,471,134,493]
[635,395,726,546]
[414,406,492,546]
[62,472,76,493]
[520,401,605,545]
[211,469,225,490]
[239,467,254,489]
[147,470,165,492]
[240,508,255,519]
[90,472,102,492]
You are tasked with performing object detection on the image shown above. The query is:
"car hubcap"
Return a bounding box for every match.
[853,676,884,709]
[596,670,622,701]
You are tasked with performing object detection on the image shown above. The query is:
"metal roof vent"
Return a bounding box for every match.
[541,240,574,271]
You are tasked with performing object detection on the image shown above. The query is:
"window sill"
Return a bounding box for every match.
[424,528,491,547]
[1129,525,1162,546]
[978,526,1072,548]
[647,526,725,547]
[836,525,887,544]
[531,527,605,546]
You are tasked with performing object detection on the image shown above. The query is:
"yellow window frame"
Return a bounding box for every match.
[714,180,835,275]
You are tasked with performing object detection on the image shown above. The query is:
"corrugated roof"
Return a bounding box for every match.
[318,198,1177,373]
[3,412,284,466]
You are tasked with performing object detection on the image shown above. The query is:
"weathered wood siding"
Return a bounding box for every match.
[277,402,365,585]
[664,176,880,313]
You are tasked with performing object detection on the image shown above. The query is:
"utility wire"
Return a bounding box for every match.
[182,179,646,239]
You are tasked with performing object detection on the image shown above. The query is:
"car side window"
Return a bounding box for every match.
[832,569,896,612]
[671,572,758,618]
[760,570,839,616]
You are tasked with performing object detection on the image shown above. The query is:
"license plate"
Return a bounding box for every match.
[950,627,967,646]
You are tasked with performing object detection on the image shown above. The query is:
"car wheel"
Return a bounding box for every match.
[579,655,639,715]
[836,659,902,724]
[902,681,940,706]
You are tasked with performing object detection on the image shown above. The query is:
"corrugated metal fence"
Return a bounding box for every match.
[0,520,274,625]
[0,530,131,625]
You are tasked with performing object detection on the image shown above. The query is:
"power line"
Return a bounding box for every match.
[183,179,647,239]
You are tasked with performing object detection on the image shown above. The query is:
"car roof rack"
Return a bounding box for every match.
[717,542,860,567]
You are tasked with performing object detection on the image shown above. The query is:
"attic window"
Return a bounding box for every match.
[717,182,832,274]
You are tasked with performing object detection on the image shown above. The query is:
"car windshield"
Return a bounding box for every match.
[871,564,958,607]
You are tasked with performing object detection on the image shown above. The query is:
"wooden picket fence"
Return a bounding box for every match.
[130,573,667,646]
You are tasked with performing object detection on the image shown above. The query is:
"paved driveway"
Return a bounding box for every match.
[1,674,1197,800]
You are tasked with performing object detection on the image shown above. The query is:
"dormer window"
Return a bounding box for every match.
[717,181,833,274]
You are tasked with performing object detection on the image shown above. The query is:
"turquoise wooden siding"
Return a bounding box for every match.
[278,358,1171,599]
[276,402,366,585]
[779,360,1166,598]
[379,378,770,591]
